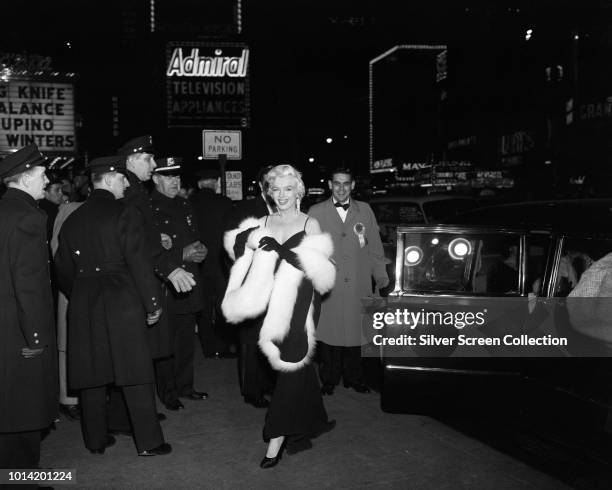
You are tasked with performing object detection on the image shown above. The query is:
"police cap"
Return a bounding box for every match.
[117,135,155,156]
[86,156,128,175]
[0,144,47,179]
[153,156,182,176]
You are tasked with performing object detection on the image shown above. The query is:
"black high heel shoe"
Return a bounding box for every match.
[260,439,286,469]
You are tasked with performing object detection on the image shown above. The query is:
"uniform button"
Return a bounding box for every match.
[34,340,39,344]
[344,255,349,260]
[79,268,84,273]
[75,250,80,255]
[95,267,100,272]
[173,234,177,238]
[165,220,169,224]
[34,333,38,337]
[341,232,346,237]
[344,278,349,282]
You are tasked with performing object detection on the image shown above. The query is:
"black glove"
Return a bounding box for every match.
[233,226,259,259]
[259,236,302,271]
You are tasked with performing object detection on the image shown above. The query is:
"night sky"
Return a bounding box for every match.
[2,0,611,185]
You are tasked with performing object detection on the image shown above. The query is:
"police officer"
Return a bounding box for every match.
[107,136,194,430]
[151,157,208,410]
[0,144,58,468]
[55,156,171,456]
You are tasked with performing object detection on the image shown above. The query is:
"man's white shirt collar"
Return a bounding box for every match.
[332,197,350,222]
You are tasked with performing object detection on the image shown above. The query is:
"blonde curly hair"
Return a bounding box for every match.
[266,164,305,200]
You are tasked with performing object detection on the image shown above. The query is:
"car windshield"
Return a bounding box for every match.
[422,199,478,222]
[401,232,522,295]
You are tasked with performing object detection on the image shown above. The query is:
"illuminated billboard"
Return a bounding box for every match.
[165,42,250,128]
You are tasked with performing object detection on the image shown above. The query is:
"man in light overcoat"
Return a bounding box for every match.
[308,167,388,395]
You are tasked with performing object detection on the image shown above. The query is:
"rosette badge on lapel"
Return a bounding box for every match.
[353,222,367,248]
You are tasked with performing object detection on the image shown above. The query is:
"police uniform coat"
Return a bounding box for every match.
[123,170,181,358]
[308,198,387,346]
[151,190,204,314]
[55,189,160,389]
[0,188,58,432]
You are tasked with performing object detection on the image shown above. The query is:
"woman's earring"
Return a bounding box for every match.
[296,198,301,212]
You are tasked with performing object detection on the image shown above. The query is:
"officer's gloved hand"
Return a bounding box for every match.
[233,226,259,259]
[146,308,162,325]
[183,241,207,263]
[21,347,45,359]
[168,268,196,293]
[258,236,302,271]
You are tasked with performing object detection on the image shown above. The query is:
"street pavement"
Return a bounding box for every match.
[40,354,607,489]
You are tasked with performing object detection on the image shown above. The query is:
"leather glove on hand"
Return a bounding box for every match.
[146,308,162,325]
[233,226,259,259]
[258,236,302,270]
[22,347,45,359]
[168,268,196,293]
[183,241,208,263]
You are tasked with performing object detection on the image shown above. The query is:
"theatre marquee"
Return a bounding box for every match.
[0,80,76,154]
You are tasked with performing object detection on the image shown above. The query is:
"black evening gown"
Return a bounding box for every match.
[263,231,329,441]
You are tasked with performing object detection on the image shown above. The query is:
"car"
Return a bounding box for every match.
[368,195,479,294]
[377,199,612,434]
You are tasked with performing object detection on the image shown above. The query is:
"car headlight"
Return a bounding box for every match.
[405,246,423,266]
[448,237,471,260]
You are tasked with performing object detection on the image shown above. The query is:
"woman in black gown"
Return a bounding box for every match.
[222,165,336,468]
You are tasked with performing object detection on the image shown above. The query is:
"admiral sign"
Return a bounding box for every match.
[165,42,250,128]
[0,80,75,154]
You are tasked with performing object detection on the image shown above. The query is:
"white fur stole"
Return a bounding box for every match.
[221,218,336,371]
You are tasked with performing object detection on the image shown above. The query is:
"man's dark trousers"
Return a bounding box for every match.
[0,431,40,468]
[318,342,362,386]
[81,383,162,452]
[155,312,198,401]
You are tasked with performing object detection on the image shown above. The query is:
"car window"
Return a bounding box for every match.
[527,235,553,296]
[555,237,612,297]
[422,199,478,222]
[401,232,521,295]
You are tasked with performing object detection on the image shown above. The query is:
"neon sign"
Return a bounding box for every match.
[166,48,249,78]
